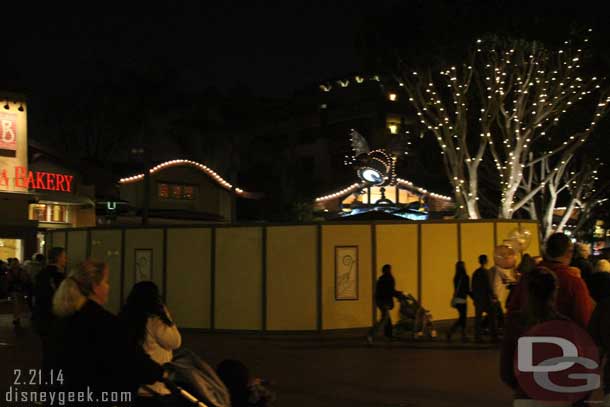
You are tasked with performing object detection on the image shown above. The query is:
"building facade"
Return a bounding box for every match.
[0,92,96,260]
[117,159,260,224]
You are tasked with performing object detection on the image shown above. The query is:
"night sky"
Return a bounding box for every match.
[4,1,608,99]
[4,2,365,98]
[3,0,608,150]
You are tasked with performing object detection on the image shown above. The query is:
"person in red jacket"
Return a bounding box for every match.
[507,233,593,328]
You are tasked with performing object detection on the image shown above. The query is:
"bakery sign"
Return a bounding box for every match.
[0,166,74,192]
[0,112,17,151]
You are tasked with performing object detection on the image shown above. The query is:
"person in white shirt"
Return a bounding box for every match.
[119,281,181,404]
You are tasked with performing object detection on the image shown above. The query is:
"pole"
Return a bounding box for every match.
[142,150,150,225]
[142,170,150,225]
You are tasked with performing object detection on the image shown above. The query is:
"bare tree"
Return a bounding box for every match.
[523,151,606,240]
[401,33,610,220]
[478,35,610,218]
[400,54,493,218]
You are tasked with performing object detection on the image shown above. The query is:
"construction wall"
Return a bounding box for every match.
[47,220,540,331]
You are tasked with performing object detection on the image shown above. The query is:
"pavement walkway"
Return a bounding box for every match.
[0,300,514,407]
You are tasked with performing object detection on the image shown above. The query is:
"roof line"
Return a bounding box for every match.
[118,159,261,199]
[314,179,452,203]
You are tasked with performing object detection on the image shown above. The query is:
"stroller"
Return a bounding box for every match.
[393,293,437,340]
[144,348,232,407]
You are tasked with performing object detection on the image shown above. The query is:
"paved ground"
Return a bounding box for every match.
[0,300,515,407]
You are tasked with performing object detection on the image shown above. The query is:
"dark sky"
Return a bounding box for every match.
[4,1,608,99]
[4,2,366,98]
[3,0,609,151]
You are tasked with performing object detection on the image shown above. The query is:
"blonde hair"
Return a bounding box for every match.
[53,259,107,318]
[595,259,610,273]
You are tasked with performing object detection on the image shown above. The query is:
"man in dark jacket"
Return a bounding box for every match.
[367,264,400,344]
[471,254,497,341]
[32,247,67,374]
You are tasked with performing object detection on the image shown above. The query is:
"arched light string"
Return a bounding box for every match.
[315,179,452,203]
[118,159,253,196]
[320,74,382,92]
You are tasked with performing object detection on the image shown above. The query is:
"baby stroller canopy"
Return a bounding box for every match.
[165,348,231,407]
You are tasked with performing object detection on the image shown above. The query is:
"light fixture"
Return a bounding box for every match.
[359,168,384,184]
[3,100,9,110]
[388,124,398,134]
[18,103,24,112]
[388,93,397,101]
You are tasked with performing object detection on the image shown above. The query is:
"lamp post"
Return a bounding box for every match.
[131,147,150,225]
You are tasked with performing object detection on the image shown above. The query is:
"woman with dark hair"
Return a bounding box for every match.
[119,281,181,404]
[447,261,470,342]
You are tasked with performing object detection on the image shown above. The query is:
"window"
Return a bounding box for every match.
[157,183,197,200]
[183,186,194,200]
[30,204,46,221]
[28,204,71,223]
[171,184,182,199]
[386,115,402,135]
[158,183,169,199]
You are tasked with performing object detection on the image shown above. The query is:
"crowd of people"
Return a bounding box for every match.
[2,247,275,407]
[0,253,46,326]
[5,232,610,405]
[367,233,610,404]
[445,233,610,405]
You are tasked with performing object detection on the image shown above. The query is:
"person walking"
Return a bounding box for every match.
[572,243,594,288]
[447,261,470,342]
[24,254,44,311]
[471,255,497,342]
[27,254,46,287]
[367,264,400,344]
[507,233,594,329]
[7,259,29,326]
[32,247,67,378]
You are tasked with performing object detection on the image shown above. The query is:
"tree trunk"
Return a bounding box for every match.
[542,192,558,240]
[465,198,480,219]
[466,163,481,219]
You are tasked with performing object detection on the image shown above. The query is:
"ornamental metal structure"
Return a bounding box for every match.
[314,130,454,220]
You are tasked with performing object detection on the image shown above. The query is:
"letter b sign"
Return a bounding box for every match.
[0,113,17,151]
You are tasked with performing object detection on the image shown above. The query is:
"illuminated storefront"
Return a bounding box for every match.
[0,92,95,260]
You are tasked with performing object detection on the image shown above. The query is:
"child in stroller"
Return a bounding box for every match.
[393,293,437,339]
[150,349,275,407]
